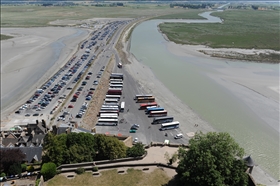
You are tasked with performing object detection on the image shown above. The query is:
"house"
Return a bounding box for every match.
[0,120,48,163]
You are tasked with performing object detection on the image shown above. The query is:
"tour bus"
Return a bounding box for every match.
[160,121,180,131]
[99,115,118,119]
[110,73,123,80]
[145,106,157,110]
[120,101,125,112]
[152,116,174,124]
[110,81,123,85]
[110,84,123,89]
[100,107,119,111]
[110,79,123,83]
[145,107,164,114]
[97,118,118,126]
[105,95,121,100]
[99,110,119,116]
[100,113,119,118]
[102,105,119,108]
[104,98,119,103]
[103,102,119,106]
[134,94,153,100]
[136,97,155,103]
[139,102,157,110]
[149,110,167,117]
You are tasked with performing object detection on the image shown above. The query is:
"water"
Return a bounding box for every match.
[130,14,279,179]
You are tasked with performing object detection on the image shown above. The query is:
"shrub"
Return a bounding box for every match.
[75,168,85,175]
[8,162,22,175]
[92,166,98,172]
[35,179,40,186]
[26,165,34,172]
[40,162,57,181]
[0,172,6,177]
[21,164,27,172]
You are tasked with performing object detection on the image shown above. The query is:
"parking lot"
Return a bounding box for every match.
[95,67,189,145]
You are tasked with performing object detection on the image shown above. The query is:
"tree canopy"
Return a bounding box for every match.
[176,132,248,186]
[127,143,146,157]
[0,149,26,175]
[43,133,128,165]
[40,162,57,181]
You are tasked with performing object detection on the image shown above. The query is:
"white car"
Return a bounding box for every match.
[133,138,138,143]
[174,133,183,139]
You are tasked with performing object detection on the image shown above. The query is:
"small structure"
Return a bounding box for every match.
[243,155,255,174]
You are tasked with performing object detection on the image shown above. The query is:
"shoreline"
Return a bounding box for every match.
[0,27,91,121]
[158,24,280,64]
[122,21,279,184]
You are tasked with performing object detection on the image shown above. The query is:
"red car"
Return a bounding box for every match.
[68,104,74,108]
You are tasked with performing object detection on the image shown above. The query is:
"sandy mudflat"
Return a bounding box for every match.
[1,27,90,120]
[165,42,280,133]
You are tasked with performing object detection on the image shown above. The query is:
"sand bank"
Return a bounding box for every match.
[166,42,279,133]
[1,27,90,120]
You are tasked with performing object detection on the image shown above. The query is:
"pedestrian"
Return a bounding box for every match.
[127,109,129,112]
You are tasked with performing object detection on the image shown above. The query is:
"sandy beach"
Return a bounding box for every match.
[1,27,90,121]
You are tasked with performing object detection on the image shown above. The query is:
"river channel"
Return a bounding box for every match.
[130,12,279,179]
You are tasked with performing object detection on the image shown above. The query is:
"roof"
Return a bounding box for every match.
[243,155,255,167]
[1,147,42,163]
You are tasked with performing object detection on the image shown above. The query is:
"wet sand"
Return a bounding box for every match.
[1,27,90,120]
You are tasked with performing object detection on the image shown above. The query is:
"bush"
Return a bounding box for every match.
[0,172,6,177]
[92,166,98,172]
[40,162,57,181]
[127,143,146,157]
[21,164,27,172]
[26,165,34,172]
[75,168,85,175]
[35,179,40,186]
[8,162,22,175]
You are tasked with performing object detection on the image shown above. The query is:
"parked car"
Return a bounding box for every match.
[174,133,183,139]
[68,104,74,108]
[129,129,136,133]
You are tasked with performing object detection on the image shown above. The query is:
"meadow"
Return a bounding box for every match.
[46,168,179,186]
[159,9,280,51]
[0,4,188,27]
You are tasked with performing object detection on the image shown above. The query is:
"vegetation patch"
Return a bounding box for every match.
[154,9,206,19]
[0,34,13,40]
[159,10,280,51]
[46,168,173,186]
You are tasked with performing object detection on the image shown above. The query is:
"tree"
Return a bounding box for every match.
[40,162,57,181]
[0,149,26,174]
[94,134,127,160]
[42,133,69,166]
[127,143,146,157]
[177,132,248,186]
[8,162,21,176]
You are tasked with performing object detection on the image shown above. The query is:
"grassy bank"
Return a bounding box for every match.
[46,168,178,186]
[159,10,280,51]
[154,9,206,19]
[1,4,187,27]
[0,34,13,40]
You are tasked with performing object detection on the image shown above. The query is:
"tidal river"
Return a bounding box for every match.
[130,12,279,179]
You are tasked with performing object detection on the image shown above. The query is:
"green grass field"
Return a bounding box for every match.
[0,34,13,40]
[0,4,187,27]
[46,168,179,186]
[154,9,206,19]
[159,10,280,51]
